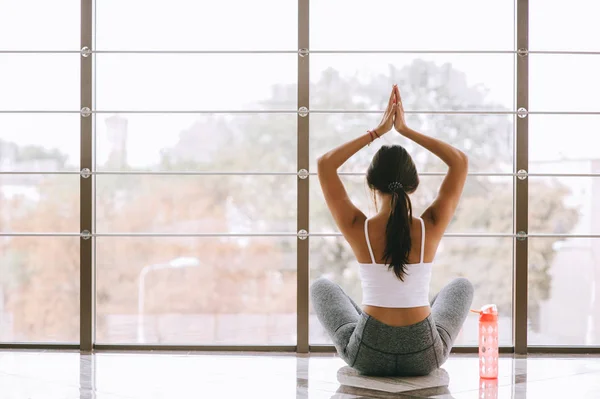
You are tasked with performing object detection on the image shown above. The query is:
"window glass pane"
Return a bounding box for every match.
[311,0,513,51]
[310,176,513,234]
[529,177,596,236]
[0,237,79,342]
[96,175,296,234]
[528,238,600,345]
[0,115,79,172]
[0,55,79,111]
[309,236,513,346]
[311,54,514,111]
[530,55,600,112]
[311,114,513,174]
[0,175,79,233]
[96,54,296,111]
[530,0,600,51]
[0,0,79,50]
[530,115,600,174]
[96,0,296,50]
[96,114,296,172]
[96,237,296,344]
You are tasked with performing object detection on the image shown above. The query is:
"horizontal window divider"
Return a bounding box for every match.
[311,232,515,238]
[0,110,513,115]
[0,110,296,114]
[334,172,515,177]
[94,50,298,54]
[0,171,295,176]
[314,110,600,115]
[3,110,599,115]
[93,171,298,176]
[3,232,599,239]
[0,232,296,238]
[0,171,80,175]
[93,344,297,352]
[1,171,597,178]
[1,343,595,354]
[0,110,79,114]
[0,232,297,238]
[94,232,298,237]
[94,110,296,114]
[0,50,80,54]
[0,50,517,55]
[316,232,600,239]
[527,347,600,354]
[2,50,599,55]
[315,50,600,55]
[310,110,513,115]
[0,232,81,237]
[0,50,297,54]
[0,171,539,177]
[528,173,600,178]
[310,50,515,54]
[0,343,80,350]
[527,234,600,238]
[528,50,600,55]
[528,111,600,115]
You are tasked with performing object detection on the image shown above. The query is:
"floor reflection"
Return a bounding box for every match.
[0,351,599,398]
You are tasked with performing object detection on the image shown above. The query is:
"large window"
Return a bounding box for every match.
[93,0,298,345]
[308,1,515,347]
[0,0,80,343]
[527,0,600,346]
[1,0,598,350]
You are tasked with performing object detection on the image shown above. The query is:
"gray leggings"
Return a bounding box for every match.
[310,277,474,376]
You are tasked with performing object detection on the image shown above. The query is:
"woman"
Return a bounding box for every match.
[311,85,474,376]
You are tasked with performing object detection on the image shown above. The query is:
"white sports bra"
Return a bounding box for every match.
[358,217,433,308]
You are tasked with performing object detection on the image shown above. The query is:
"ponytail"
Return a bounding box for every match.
[383,190,413,280]
[366,145,419,280]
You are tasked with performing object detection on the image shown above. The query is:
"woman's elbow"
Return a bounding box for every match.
[317,154,330,170]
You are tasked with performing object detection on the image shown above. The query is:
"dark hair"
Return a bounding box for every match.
[366,145,419,280]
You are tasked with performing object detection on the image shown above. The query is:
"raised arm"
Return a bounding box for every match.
[393,85,468,232]
[317,88,396,236]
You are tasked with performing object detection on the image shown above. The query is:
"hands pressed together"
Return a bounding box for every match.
[372,84,409,138]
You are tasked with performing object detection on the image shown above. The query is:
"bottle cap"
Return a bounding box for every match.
[470,304,498,322]
[479,304,498,322]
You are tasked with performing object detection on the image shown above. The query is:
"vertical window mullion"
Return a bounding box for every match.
[297,0,310,353]
[80,0,94,352]
[514,0,529,355]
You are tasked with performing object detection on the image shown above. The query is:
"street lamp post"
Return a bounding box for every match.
[137,257,200,343]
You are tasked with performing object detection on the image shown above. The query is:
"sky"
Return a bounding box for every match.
[0,0,599,168]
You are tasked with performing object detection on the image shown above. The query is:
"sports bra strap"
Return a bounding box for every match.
[419,217,426,263]
[364,219,376,264]
[365,217,426,264]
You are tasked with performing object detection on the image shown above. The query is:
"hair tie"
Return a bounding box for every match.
[388,182,404,193]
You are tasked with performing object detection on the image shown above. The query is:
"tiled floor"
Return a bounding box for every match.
[1,351,600,398]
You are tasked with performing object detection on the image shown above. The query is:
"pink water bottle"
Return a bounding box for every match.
[477,304,498,379]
